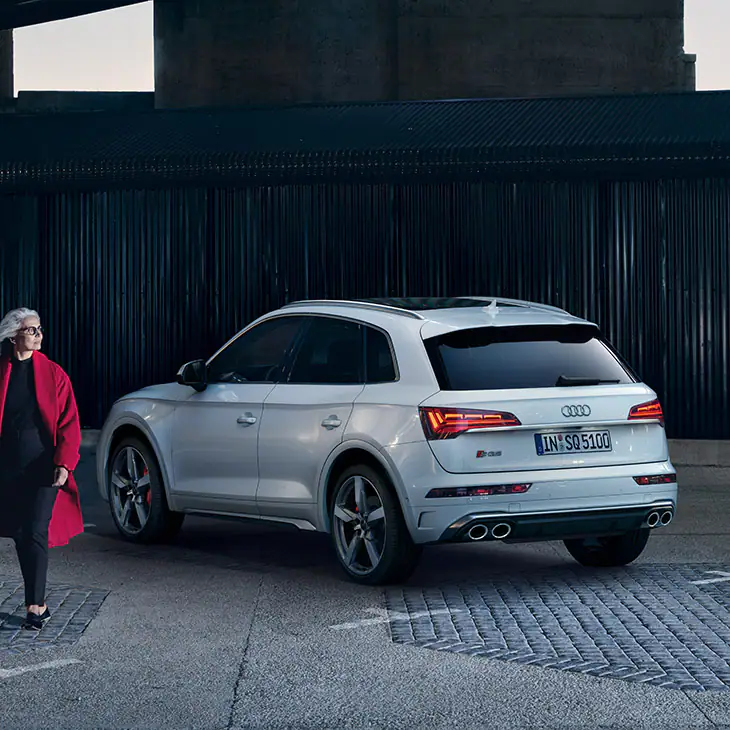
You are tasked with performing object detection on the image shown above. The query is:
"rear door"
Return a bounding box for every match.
[420,323,668,474]
[256,316,366,516]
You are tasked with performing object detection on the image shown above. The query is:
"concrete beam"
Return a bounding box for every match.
[154,0,692,108]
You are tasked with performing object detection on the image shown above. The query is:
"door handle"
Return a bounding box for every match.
[237,413,258,426]
[321,416,342,430]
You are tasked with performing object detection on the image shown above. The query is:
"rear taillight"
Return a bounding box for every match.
[633,474,677,485]
[426,484,532,498]
[419,407,521,440]
[628,399,664,426]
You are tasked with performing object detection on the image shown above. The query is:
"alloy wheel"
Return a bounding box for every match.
[110,446,152,535]
[333,475,387,576]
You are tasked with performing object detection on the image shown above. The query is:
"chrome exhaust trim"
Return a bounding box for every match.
[467,524,489,541]
[491,523,512,540]
[646,511,660,528]
[660,510,674,526]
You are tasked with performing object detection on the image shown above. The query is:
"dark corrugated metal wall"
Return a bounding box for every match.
[0,178,728,438]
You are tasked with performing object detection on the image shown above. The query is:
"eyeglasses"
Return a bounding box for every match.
[18,326,43,337]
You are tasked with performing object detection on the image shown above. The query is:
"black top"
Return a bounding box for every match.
[3,357,39,432]
[1,356,52,478]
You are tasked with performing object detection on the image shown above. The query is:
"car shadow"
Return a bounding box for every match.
[87,515,578,587]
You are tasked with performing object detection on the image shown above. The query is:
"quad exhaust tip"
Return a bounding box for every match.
[466,522,512,541]
[647,511,661,528]
[467,524,489,541]
[646,510,674,528]
[491,523,512,540]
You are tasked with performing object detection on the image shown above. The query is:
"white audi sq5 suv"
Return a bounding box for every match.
[97,297,677,585]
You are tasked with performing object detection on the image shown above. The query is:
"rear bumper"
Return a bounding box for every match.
[439,500,676,544]
[383,441,678,544]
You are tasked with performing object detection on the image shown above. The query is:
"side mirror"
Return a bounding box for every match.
[176,359,208,392]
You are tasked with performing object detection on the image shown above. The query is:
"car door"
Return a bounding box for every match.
[256,316,366,519]
[170,315,305,515]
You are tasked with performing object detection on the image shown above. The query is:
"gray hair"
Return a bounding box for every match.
[0,307,40,344]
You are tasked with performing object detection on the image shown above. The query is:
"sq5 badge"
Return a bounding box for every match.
[476,450,502,458]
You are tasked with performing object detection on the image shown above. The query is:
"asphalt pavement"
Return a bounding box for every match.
[0,445,729,730]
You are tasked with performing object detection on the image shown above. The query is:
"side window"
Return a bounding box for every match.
[288,317,364,385]
[207,316,303,384]
[365,326,397,383]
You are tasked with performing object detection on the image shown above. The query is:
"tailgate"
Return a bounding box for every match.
[420,386,668,474]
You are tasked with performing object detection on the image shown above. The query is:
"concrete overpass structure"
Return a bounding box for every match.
[0,0,144,29]
[1,0,696,110]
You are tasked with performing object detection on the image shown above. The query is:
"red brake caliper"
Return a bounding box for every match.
[144,467,151,505]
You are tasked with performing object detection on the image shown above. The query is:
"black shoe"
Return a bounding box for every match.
[23,608,51,631]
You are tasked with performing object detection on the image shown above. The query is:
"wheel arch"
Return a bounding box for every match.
[318,439,412,534]
[99,417,176,509]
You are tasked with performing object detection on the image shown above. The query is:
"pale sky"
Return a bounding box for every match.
[11,0,730,92]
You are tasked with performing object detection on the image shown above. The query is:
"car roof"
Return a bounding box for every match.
[278,297,594,338]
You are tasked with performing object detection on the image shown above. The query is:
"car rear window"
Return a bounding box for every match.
[424,325,636,391]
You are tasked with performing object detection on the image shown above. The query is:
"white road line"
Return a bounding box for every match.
[0,659,81,680]
[690,570,730,585]
[330,607,465,630]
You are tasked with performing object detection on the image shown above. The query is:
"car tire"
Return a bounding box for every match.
[330,465,422,586]
[107,436,184,544]
[563,528,651,567]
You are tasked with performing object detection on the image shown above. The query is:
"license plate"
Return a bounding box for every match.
[535,430,612,456]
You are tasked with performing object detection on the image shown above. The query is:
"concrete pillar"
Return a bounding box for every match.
[155,0,397,108]
[154,0,398,108]
[681,53,697,91]
[0,30,12,103]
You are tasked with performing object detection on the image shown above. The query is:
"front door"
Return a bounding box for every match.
[170,315,305,515]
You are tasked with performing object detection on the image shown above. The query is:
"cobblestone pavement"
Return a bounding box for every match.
[0,576,109,660]
[387,563,730,691]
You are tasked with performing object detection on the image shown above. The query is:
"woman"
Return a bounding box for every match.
[0,308,83,630]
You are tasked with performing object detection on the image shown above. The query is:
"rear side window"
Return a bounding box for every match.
[289,317,364,384]
[425,325,635,391]
[287,317,398,385]
[365,327,397,383]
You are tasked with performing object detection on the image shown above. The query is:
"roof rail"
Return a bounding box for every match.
[461,297,571,316]
[280,299,425,320]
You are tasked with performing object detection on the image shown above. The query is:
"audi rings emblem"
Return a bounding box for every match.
[562,404,591,418]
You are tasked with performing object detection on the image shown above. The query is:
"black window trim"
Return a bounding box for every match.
[205,314,308,385]
[283,313,401,386]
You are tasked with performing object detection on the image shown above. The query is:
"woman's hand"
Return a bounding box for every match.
[52,466,69,488]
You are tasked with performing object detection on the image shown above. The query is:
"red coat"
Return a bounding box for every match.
[0,352,84,547]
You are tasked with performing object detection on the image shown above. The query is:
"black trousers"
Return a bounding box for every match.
[13,486,58,606]
[1,428,56,607]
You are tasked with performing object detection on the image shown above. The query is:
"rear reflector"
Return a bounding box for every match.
[628,399,664,425]
[419,407,521,440]
[633,474,677,486]
[426,484,532,498]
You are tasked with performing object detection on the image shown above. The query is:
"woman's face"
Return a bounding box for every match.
[14,315,43,355]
